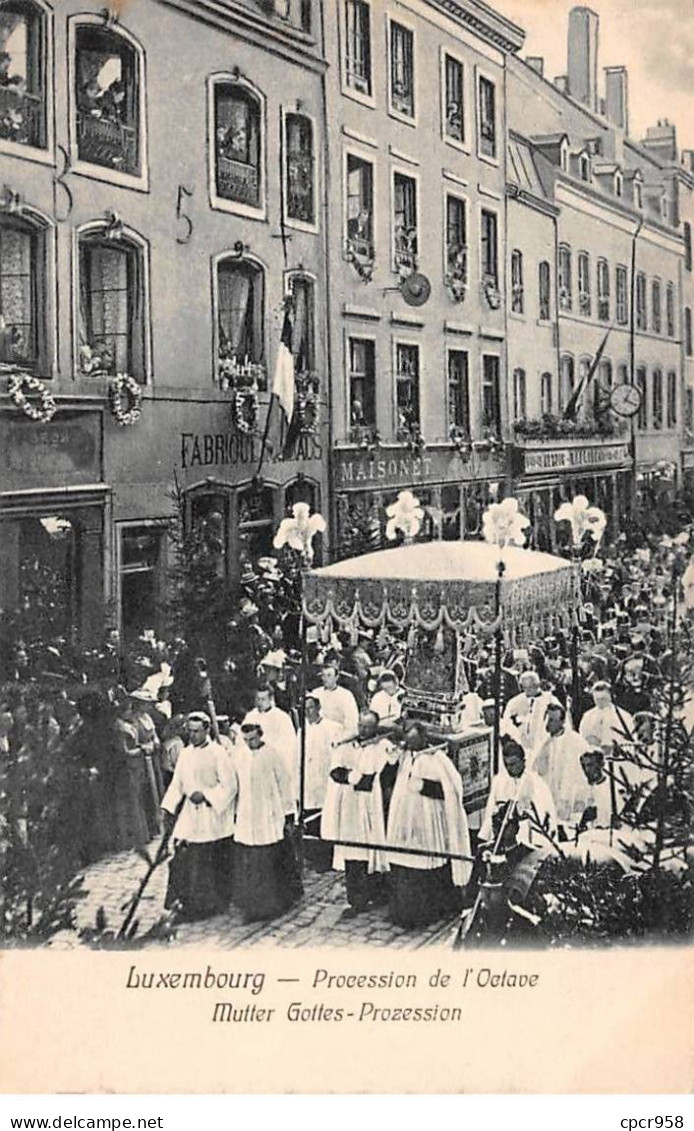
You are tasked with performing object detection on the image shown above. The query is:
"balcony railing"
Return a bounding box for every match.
[77,112,138,174]
[0,84,42,147]
[216,154,261,208]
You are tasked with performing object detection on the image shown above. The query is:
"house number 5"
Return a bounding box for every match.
[54,145,74,222]
[176,185,194,244]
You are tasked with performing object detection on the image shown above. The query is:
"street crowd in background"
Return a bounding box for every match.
[1,521,693,940]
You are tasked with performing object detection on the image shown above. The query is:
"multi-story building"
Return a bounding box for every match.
[505,7,685,544]
[0,0,329,642]
[323,0,524,551]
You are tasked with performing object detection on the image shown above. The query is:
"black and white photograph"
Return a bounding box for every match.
[0,0,692,968]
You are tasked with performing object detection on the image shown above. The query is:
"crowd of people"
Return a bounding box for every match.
[1,523,691,936]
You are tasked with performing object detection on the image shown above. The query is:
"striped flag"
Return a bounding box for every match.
[273,303,295,422]
[563,327,611,421]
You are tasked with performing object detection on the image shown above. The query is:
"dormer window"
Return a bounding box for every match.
[0,1,47,151]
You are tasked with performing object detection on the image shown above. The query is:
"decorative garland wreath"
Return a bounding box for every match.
[109,373,142,426]
[7,371,57,423]
[232,386,259,435]
[296,373,320,435]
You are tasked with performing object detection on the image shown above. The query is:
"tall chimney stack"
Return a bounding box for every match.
[641,121,678,164]
[567,7,599,112]
[604,66,628,133]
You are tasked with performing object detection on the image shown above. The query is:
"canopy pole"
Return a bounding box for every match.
[297,599,309,879]
[492,559,505,776]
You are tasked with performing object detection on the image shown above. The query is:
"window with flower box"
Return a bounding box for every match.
[389,20,414,119]
[636,366,647,430]
[445,194,467,293]
[393,172,417,274]
[558,244,572,311]
[482,354,501,436]
[348,336,375,437]
[652,367,663,430]
[616,265,628,325]
[448,349,469,432]
[538,261,551,321]
[395,342,420,439]
[345,152,374,272]
[78,232,145,379]
[0,214,44,369]
[597,258,610,322]
[284,112,315,227]
[74,23,141,178]
[636,272,647,331]
[477,74,496,159]
[511,249,524,314]
[443,53,464,144]
[667,370,677,428]
[344,0,372,97]
[651,278,662,335]
[0,1,46,151]
[213,80,263,213]
[666,282,675,338]
[481,209,498,288]
[578,251,591,316]
[216,257,266,389]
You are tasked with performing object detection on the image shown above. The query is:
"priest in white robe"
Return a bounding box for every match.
[321,709,393,917]
[579,681,635,752]
[369,671,403,725]
[532,701,592,832]
[300,695,342,869]
[310,660,360,739]
[386,724,472,928]
[502,671,556,759]
[230,722,302,923]
[161,712,237,921]
[480,738,557,850]
[242,685,298,806]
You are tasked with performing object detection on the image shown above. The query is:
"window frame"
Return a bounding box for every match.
[443,188,468,287]
[284,268,317,375]
[512,366,526,421]
[386,14,416,125]
[597,257,610,323]
[211,251,267,387]
[475,67,498,165]
[685,307,692,358]
[480,206,499,288]
[652,366,663,431]
[510,248,524,315]
[0,205,54,377]
[117,519,168,640]
[667,369,677,429]
[540,371,553,415]
[344,145,376,265]
[68,14,148,192]
[440,46,467,153]
[281,105,319,234]
[636,365,648,430]
[559,354,575,413]
[651,277,662,336]
[208,72,267,221]
[346,331,377,437]
[392,337,421,440]
[0,0,53,165]
[666,281,675,338]
[615,264,628,326]
[341,0,374,107]
[481,351,502,436]
[391,165,419,275]
[73,218,151,383]
[577,250,591,317]
[446,346,470,434]
[636,271,647,332]
[538,260,551,322]
[558,243,572,312]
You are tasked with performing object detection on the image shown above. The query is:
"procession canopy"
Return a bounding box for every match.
[302,541,582,645]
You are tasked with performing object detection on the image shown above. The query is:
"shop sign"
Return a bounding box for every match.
[179,431,322,469]
[334,447,504,490]
[0,413,101,490]
[519,441,630,475]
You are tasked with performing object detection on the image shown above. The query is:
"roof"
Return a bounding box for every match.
[507,134,549,200]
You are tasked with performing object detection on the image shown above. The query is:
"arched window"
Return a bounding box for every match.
[78,227,147,379]
[538,261,551,321]
[578,251,591,316]
[667,370,677,429]
[216,256,265,386]
[512,367,526,420]
[597,258,610,322]
[0,211,46,368]
[0,1,47,150]
[74,22,142,176]
[559,355,575,412]
[238,482,276,561]
[558,244,572,311]
[288,274,315,373]
[212,78,264,214]
[652,367,663,430]
[540,372,553,416]
[284,112,316,227]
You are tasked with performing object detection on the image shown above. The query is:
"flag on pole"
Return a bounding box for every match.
[563,327,611,421]
[256,302,296,475]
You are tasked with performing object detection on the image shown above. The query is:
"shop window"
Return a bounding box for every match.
[0,1,46,149]
[119,525,165,641]
[285,112,315,227]
[511,249,524,314]
[213,80,263,212]
[78,232,145,378]
[667,370,677,428]
[559,355,575,412]
[393,172,417,273]
[0,215,41,368]
[597,258,610,322]
[74,23,141,176]
[190,493,229,579]
[666,282,675,338]
[443,53,464,143]
[477,74,496,159]
[636,272,647,331]
[216,257,266,386]
[288,274,314,373]
[481,354,501,436]
[652,367,663,430]
[616,265,628,325]
[238,483,276,562]
[636,366,647,430]
[651,278,662,335]
[480,209,498,286]
[541,372,553,415]
[0,513,79,641]
[389,20,414,118]
[346,152,374,263]
[513,367,526,421]
[558,244,572,311]
[538,261,551,321]
[395,342,420,439]
[578,252,591,316]
[344,0,371,97]
[348,336,375,436]
[447,349,469,432]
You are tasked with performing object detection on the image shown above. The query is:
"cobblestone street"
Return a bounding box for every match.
[52,842,460,950]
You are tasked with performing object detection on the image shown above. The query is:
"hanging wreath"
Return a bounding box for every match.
[109,373,142,426]
[231,386,259,435]
[296,373,320,435]
[7,371,57,423]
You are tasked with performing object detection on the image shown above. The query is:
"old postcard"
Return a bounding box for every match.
[0,0,692,1095]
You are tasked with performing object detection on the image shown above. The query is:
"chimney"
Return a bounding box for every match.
[641,120,678,164]
[526,56,544,77]
[553,75,568,94]
[604,66,629,133]
[567,7,599,112]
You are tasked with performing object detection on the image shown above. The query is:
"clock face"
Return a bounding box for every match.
[610,382,642,418]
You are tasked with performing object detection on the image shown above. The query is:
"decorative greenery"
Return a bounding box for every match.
[514,413,624,440]
[295,371,320,435]
[7,371,57,423]
[108,373,142,427]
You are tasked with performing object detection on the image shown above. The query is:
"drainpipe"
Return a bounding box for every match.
[629,217,644,512]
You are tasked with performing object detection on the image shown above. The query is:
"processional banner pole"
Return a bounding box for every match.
[492,559,505,777]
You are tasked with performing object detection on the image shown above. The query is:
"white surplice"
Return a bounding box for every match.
[229,740,295,847]
[161,739,237,843]
[502,690,555,756]
[532,726,591,824]
[310,685,359,739]
[321,737,392,873]
[479,767,557,848]
[369,689,402,724]
[242,705,298,801]
[387,750,472,887]
[301,715,342,811]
